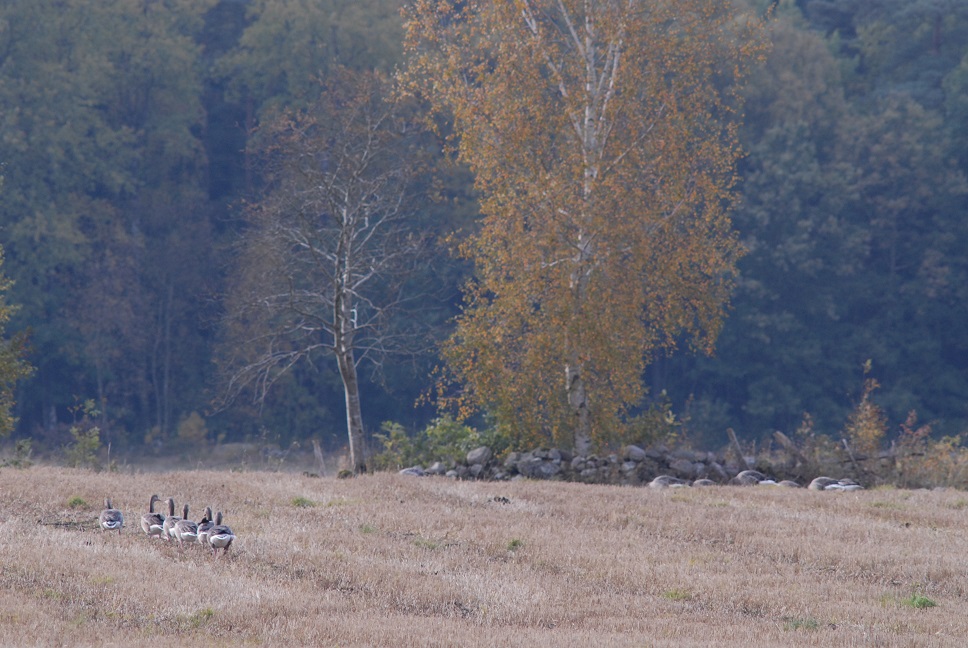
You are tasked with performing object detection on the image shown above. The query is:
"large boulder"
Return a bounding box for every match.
[467,446,493,466]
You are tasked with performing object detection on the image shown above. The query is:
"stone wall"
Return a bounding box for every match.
[397,443,863,490]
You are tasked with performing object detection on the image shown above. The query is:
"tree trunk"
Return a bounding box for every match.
[566,357,592,454]
[568,233,594,453]
[336,345,367,474]
[335,220,367,475]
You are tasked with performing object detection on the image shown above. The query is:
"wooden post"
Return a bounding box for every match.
[727,428,752,470]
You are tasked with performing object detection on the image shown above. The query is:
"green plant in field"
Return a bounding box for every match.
[290,496,315,508]
[506,538,523,551]
[64,399,103,470]
[67,496,87,508]
[782,616,819,631]
[904,593,937,609]
[359,524,376,534]
[662,589,693,602]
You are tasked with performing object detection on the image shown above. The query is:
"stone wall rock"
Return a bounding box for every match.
[396,442,865,491]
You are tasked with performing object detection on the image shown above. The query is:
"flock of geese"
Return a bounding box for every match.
[98,495,236,558]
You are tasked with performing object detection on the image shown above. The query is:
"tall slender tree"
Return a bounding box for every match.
[404,0,766,452]
[218,70,433,474]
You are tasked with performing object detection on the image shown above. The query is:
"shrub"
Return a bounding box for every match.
[177,412,208,446]
[372,416,511,471]
[63,399,103,471]
[842,361,887,458]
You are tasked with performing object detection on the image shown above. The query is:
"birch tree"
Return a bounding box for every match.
[218,70,431,474]
[403,0,765,452]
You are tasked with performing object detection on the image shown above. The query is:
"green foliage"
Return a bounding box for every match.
[0,246,32,437]
[64,400,103,470]
[617,393,681,449]
[506,538,524,552]
[904,593,937,610]
[662,589,693,602]
[372,416,511,471]
[65,426,102,471]
[290,496,315,508]
[67,496,87,509]
[2,439,32,468]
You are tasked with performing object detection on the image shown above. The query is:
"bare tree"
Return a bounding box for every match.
[218,70,433,474]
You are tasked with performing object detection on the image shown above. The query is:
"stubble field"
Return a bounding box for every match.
[1,465,967,646]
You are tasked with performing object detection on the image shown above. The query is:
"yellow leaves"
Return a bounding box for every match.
[403,0,767,450]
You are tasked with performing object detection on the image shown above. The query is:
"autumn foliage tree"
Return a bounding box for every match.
[403,0,766,452]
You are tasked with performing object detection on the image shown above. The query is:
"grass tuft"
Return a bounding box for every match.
[66,496,87,509]
[290,496,315,508]
[662,588,692,602]
[904,593,937,609]
[782,616,820,631]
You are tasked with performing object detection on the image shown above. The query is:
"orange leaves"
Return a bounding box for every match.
[403,0,767,450]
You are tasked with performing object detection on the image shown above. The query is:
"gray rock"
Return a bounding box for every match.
[427,462,447,476]
[624,445,647,462]
[669,458,697,478]
[504,452,521,469]
[621,461,638,474]
[467,446,493,466]
[468,463,485,478]
[731,469,766,486]
[648,475,688,489]
[669,448,700,462]
[808,476,840,491]
[708,462,729,480]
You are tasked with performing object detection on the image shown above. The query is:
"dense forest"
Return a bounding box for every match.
[0,0,965,457]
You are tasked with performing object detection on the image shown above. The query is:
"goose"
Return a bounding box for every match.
[140,494,166,539]
[173,504,199,547]
[196,507,214,546]
[99,498,124,534]
[162,498,181,541]
[208,511,235,559]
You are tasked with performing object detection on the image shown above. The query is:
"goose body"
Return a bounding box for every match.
[196,507,214,546]
[99,498,124,534]
[173,504,199,546]
[162,498,181,541]
[140,494,166,538]
[208,511,235,558]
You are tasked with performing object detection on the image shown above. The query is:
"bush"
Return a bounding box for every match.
[372,416,511,471]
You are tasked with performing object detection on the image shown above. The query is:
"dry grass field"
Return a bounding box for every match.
[2,466,968,647]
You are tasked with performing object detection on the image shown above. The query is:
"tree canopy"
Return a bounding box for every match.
[403,0,767,451]
[0,0,965,456]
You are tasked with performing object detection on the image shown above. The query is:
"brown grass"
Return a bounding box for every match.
[1,466,967,646]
